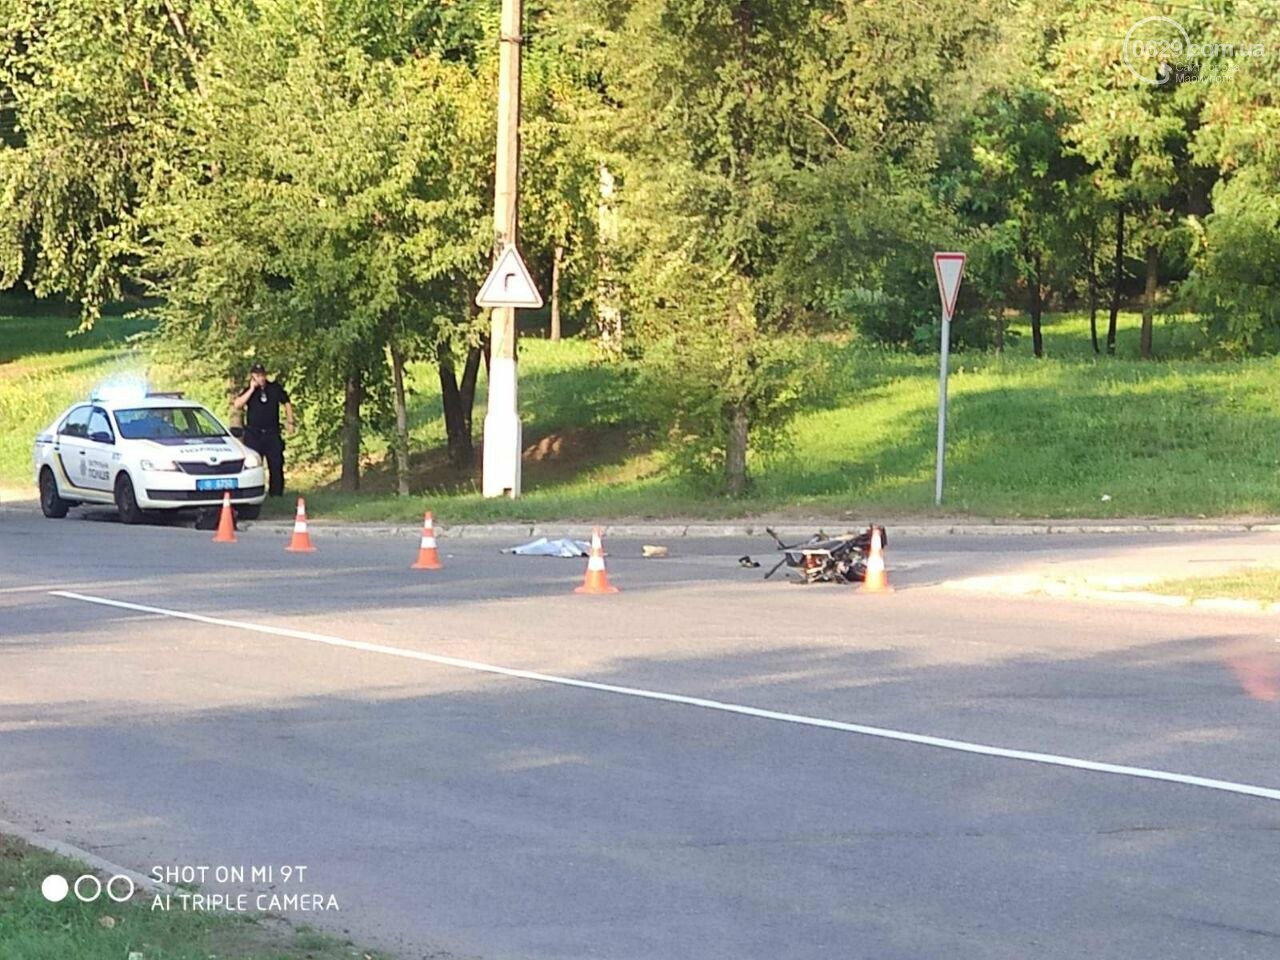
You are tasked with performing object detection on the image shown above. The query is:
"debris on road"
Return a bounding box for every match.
[503,537,591,557]
[763,526,888,584]
[642,544,669,558]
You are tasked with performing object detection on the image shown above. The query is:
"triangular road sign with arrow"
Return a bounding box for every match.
[477,245,544,310]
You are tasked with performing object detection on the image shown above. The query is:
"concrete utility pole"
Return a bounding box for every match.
[482,0,525,498]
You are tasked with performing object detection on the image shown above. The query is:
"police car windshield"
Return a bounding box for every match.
[115,406,227,441]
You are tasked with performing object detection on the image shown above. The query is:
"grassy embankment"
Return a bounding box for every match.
[3,306,1277,522]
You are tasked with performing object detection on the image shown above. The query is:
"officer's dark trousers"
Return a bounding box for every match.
[244,429,286,496]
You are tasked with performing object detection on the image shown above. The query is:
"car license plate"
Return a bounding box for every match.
[196,478,239,491]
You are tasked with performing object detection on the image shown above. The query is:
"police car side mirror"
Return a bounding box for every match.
[90,431,114,444]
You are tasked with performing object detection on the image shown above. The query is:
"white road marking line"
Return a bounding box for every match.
[50,589,1280,804]
[0,581,141,595]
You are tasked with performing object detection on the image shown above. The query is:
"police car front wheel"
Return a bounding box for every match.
[39,468,69,519]
[114,474,146,525]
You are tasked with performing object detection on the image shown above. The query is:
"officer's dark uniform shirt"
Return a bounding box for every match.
[245,382,289,433]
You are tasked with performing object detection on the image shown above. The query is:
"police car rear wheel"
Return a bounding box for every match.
[236,504,261,521]
[114,474,145,525]
[39,468,69,519]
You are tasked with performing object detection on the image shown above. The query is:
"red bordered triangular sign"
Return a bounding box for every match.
[477,245,543,309]
[933,252,967,321]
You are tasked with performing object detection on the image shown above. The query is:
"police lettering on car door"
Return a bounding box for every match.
[82,407,115,489]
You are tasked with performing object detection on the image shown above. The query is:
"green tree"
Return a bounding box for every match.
[953,85,1090,357]
[0,0,219,324]
[520,10,609,342]
[1051,0,1215,358]
[605,0,825,494]
[143,4,494,491]
[1184,10,1280,354]
[776,0,1005,352]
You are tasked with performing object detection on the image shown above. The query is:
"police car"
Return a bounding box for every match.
[33,389,267,524]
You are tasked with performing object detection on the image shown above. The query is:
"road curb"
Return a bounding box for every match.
[2,494,1276,537]
[0,818,171,893]
[237,519,1275,539]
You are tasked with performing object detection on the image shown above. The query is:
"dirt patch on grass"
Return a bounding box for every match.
[520,425,640,485]
[315,424,646,496]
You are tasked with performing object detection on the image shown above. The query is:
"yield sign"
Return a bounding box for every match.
[477,245,543,309]
[933,252,967,322]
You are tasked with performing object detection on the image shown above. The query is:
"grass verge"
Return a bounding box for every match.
[0,833,388,960]
[1145,568,1280,604]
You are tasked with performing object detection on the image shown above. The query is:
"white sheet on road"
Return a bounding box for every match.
[502,537,590,557]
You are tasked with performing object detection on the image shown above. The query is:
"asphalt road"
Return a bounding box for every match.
[3,508,1280,959]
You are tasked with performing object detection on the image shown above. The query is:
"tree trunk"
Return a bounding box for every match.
[597,164,622,357]
[1030,250,1044,359]
[725,403,749,497]
[439,344,465,469]
[994,300,1005,355]
[225,314,242,427]
[460,343,482,454]
[440,285,486,473]
[439,341,484,471]
[1088,222,1100,355]
[341,368,363,492]
[226,374,243,428]
[1108,206,1125,356]
[1141,243,1158,360]
[550,244,564,342]
[389,343,410,497]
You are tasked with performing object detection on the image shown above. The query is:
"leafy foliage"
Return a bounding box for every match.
[3,0,1280,494]
[0,0,221,323]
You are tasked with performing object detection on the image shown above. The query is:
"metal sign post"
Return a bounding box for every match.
[933,252,967,507]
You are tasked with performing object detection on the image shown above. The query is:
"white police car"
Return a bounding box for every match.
[33,390,267,524]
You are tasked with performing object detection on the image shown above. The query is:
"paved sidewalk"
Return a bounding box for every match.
[941,530,1280,613]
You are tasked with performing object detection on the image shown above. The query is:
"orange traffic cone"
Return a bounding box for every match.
[285,497,316,553]
[575,527,619,595]
[860,525,893,593]
[411,511,443,570]
[212,491,237,543]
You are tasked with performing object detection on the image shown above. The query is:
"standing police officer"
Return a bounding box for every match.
[233,363,295,497]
